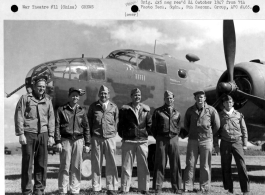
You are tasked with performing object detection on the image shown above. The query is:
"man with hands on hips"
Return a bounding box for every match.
[55,87,90,195]
[14,75,55,195]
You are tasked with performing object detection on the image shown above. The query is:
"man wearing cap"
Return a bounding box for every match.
[151,90,182,195]
[55,87,90,195]
[87,85,119,195]
[183,90,220,193]
[118,88,152,194]
[14,75,55,195]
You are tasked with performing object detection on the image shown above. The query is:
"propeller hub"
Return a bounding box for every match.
[218,82,237,94]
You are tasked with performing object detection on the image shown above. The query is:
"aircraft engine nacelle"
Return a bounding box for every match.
[217,61,265,110]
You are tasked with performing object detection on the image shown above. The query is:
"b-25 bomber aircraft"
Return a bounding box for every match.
[6,20,265,149]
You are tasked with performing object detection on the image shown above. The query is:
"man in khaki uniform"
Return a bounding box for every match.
[118,88,152,194]
[87,85,119,195]
[14,75,55,195]
[183,90,220,193]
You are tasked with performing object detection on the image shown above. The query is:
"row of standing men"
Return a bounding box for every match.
[14,75,250,195]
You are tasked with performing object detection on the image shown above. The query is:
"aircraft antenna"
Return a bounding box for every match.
[154,40,157,54]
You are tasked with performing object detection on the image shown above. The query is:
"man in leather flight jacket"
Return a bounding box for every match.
[55,87,90,195]
[118,88,152,194]
[151,90,182,195]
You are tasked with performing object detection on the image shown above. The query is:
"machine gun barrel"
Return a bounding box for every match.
[6,66,50,98]
[6,84,25,98]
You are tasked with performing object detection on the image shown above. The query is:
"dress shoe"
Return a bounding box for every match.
[155,190,162,195]
[90,191,101,195]
[243,192,250,195]
[141,191,150,195]
[173,189,183,194]
[118,191,128,194]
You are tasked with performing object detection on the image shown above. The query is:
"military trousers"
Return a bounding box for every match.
[21,132,48,195]
[153,135,182,191]
[121,141,150,192]
[91,136,119,191]
[220,139,250,193]
[183,139,212,191]
[58,138,83,194]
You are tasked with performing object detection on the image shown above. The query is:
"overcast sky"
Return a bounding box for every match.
[4,20,265,143]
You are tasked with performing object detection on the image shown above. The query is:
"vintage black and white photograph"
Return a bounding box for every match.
[2,2,265,194]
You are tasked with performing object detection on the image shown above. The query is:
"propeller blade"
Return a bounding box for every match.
[236,89,265,110]
[212,93,226,109]
[223,20,236,82]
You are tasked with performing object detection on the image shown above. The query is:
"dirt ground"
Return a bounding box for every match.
[5,154,265,195]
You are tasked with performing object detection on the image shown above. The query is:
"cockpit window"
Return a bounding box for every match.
[86,58,105,80]
[32,65,52,81]
[52,66,70,79]
[107,51,137,66]
[154,58,167,74]
[67,59,88,81]
[71,66,88,81]
[138,55,154,72]
[50,61,70,79]
[26,67,35,78]
[66,58,85,65]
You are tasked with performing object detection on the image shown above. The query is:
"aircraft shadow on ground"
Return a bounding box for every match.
[5,164,265,184]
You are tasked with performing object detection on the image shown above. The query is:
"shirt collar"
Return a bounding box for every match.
[163,104,173,109]
[66,103,79,110]
[28,93,47,103]
[223,107,234,116]
[131,103,140,110]
[99,100,109,105]
[32,91,45,101]
[192,102,209,111]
